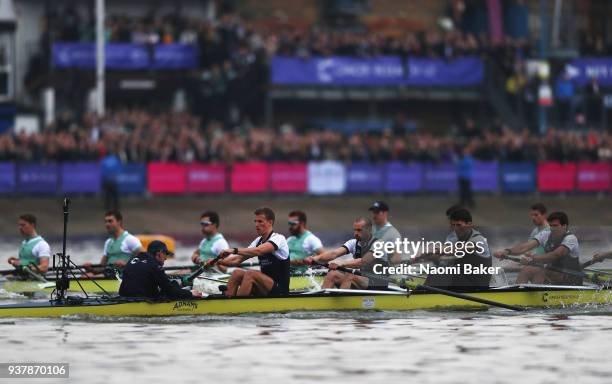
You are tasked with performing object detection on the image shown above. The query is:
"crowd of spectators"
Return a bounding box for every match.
[1,110,611,164]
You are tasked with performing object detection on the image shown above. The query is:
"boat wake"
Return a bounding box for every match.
[0,288,27,300]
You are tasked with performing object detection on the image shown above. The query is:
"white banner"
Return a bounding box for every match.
[307,161,347,195]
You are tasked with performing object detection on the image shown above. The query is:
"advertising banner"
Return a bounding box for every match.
[346,163,385,193]
[231,162,269,193]
[0,162,15,193]
[384,162,423,192]
[537,162,576,192]
[270,163,307,193]
[117,163,147,195]
[272,56,483,86]
[307,161,347,195]
[405,57,484,86]
[577,162,611,192]
[148,162,187,194]
[18,164,59,194]
[187,164,226,193]
[53,43,197,69]
[472,161,499,192]
[424,163,458,192]
[153,44,198,69]
[500,162,536,192]
[61,162,101,193]
[565,58,612,86]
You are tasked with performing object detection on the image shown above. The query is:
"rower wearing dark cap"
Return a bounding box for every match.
[119,240,200,299]
[369,201,402,264]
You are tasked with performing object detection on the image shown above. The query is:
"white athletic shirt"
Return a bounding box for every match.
[31,239,51,258]
[248,233,290,260]
[103,232,143,256]
[198,235,230,257]
[342,238,386,260]
[287,233,323,254]
[533,230,580,259]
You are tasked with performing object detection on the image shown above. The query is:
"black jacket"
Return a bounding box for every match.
[119,252,194,299]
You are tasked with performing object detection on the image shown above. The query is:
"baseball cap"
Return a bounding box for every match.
[147,240,174,257]
[368,201,389,212]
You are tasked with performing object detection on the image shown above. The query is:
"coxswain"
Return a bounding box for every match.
[119,240,200,299]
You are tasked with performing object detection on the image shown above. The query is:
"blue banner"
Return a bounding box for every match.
[153,44,198,69]
[61,163,101,194]
[0,162,15,193]
[18,164,59,194]
[424,163,458,192]
[405,57,484,86]
[501,162,535,192]
[384,162,423,192]
[565,58,612,86]
[346,163,385,193]
[117,163,147,194]
[473,161,499,192]
[53,43,197,69]
[272,56,483,86]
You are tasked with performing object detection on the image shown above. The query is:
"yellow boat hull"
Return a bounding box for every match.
[0,287,609,318]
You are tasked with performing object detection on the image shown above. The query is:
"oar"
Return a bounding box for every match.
[0,267,21,276]
[181,255,226,286]
[506,256,587,280]
[315,262,524,312]
[583,267,612,277]
[582,259,597,268]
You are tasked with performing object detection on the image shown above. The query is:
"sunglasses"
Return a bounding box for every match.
[288,220,300,226]
[200,221,213,227]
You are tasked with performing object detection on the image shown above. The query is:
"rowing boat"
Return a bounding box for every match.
[0,285,609,318]
[0,274,327,295]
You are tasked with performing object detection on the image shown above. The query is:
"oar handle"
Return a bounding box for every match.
[581,259,597,268]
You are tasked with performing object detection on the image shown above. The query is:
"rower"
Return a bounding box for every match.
[191,211,229,272]
[205,207,290,297]
[368,201,402,264]
[7,214,51,274]
[84,210,144,276]
[494,211,582,285]
[304,217,387,290]
[413,208,492,289]
[119,240,200,299]
[287,210,324,274]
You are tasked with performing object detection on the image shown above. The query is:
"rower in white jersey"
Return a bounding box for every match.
[368,201,402,264]
[8,214,51,274]
[84,210,144,277]
[286,210,324,274]
[191,211,229,272]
